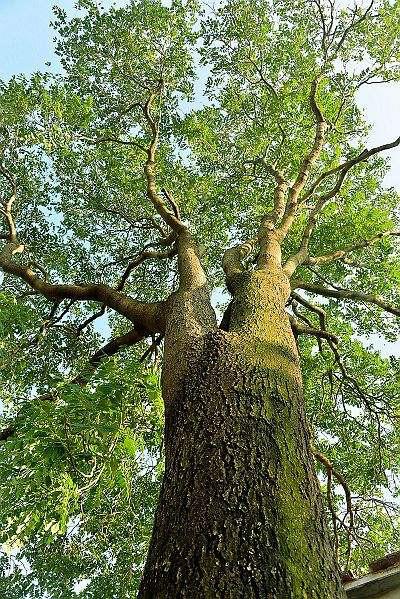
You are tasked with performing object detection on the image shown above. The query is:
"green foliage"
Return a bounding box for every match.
[0,353,163,597]
[0,0,399,595]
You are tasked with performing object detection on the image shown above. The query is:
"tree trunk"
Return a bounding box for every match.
[138,269,345,598]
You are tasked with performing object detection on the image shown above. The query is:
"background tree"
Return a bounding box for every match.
[0,0,399,597]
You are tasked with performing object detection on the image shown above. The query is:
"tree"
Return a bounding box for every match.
[0,0,399,596]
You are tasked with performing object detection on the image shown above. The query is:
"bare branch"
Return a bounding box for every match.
[111,100,144,118]
[301,135,400,205]
[161,188,181,220]
[73,240,176,336]
[290,74,327,195]
[246,55,280,98]
[292,280,400,317]
[307,230,400,265]
[290,290,328,331]
[327,467,340,561]
[312,0,329,59]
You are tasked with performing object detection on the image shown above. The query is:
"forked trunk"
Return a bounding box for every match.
[138,269,345,598]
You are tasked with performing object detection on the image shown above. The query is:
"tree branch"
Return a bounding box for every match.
[77,134,146,153]
[283,192,332,276]
[117,243,177,292]
[140,90,210,294]
[307,230,400,265]
[334,0,374,58]
[79,241,177,334]
[312,446,354,568]
[301,135,400,205]
[253,160,289,244]
[289,315,338,344]
[73,328,145,385]
[142,90,186,234]
[285,189,399,275]
[292,280,400,317]
[0,242,166,332]
[0,162,18,242]
[277,74,328,240]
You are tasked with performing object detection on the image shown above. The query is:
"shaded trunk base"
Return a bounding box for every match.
[139,330,344,598]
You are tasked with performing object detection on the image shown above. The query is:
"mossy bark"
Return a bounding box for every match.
[138,269,345,599]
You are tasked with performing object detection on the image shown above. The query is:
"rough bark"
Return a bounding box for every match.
[138,268,345,598]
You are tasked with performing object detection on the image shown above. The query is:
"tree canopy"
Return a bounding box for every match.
[0,0,400,596]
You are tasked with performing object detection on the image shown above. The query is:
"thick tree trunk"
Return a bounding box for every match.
[138,269,345,598]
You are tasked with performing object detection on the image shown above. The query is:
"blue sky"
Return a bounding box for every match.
[0,0,76,78]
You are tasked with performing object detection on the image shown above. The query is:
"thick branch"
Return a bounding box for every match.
[177,231,209,292]
[80,241,176,334]
[312,448,353,515]
[277,75,328,240]
[0,243,166,332]
[142,92,186,234]
[289,315,338,343]
[0,194,17,242]
[252,160,288,227]
[140,92,209,293]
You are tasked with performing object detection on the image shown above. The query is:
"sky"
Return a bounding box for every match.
[0,0,76,76]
